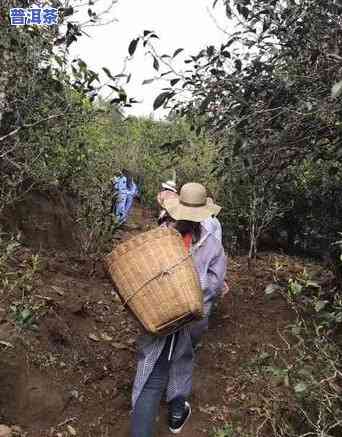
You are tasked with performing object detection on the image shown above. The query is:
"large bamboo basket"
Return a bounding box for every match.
[105,227,203,335]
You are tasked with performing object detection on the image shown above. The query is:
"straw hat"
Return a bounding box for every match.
[161,180,177,192]
[164,182,221,222]
[207,197,222,217]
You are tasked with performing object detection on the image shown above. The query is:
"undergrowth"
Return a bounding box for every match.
[250,245,342,437]
[0,232,47,332]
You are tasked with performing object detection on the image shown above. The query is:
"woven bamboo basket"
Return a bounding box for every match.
[105,227,203,335]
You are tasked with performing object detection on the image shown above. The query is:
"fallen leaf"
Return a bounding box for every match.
[199,405,216,414]
[67,424,77,435]
[0,341,13,348]
[101,333,113,341]
[70,390,79,399]
[112,341,127,350]
[88,333,100,342]
[36,295,53,301]
[294,382,307,393]
[52,286,65,296]
[225,385,235,393]
[264,283,282,295]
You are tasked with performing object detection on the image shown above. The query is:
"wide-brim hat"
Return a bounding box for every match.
[164,182,221,222]
[161,180,177,192]
[207,197,221,217]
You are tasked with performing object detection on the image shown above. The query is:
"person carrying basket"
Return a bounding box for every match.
[131,182,227,437]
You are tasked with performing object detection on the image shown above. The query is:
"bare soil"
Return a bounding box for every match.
[0,201,323,437]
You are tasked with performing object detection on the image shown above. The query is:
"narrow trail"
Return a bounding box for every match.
[0,201,314,437]
[112,250,296,437]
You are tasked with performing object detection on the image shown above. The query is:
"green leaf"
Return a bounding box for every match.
[226,36,239,47]
[207,45,215,57]
[170,78,181,87]
[329,166,339,176]
[119,91,127,103]
[225,3,232,18]
[153,92,173,111]
[173,48,184,58]
[108,85,119,92]
[235,59,242,72]
[221,50,231,58]
[237,5,249,20]
[54,55,64,67]
[128,38,139,56]
[153,57,160,71]
[289,280,302,295]
[102,67,114,79]
[258,352,270,363]
[143,30,153,37]
[78,60,87,72]
[291,325,301,335]
[142,78,154,85]
[315,300,328,312]
[331,80,342,99]
[20,308,32,323]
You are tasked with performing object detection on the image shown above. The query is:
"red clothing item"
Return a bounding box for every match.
[183,233,192,253]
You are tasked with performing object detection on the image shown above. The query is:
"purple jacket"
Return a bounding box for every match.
[131,226,227,407]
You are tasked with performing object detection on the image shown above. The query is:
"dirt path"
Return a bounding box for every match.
[0,203,312,437]
[112,254,296,437]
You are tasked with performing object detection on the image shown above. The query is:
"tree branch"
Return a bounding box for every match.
[0,113,64,144]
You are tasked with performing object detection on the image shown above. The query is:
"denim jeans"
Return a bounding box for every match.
[115,194,127,223]
[123,194,135,220]
[131,335,185,437]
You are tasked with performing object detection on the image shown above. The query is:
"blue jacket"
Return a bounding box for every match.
[113,176,128,195]
[127,181,139,198]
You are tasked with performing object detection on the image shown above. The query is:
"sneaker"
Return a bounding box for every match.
[194,342,203,352]
[168,401,191,434]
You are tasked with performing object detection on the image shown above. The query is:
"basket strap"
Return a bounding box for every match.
[123,252,192,306]
[190,232,210,255]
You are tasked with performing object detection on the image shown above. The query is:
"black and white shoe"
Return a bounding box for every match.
[168,401,191,434]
